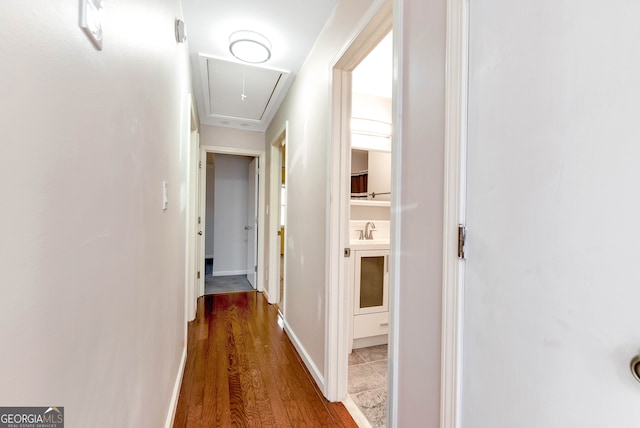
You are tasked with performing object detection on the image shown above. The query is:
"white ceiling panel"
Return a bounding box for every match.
[182,0,339,131]
[199,56,290,128]
[206,58,285,120]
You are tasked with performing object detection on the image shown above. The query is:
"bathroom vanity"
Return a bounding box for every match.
[349,221,390,351]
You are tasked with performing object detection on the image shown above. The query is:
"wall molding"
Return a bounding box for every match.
[164,346,187,428]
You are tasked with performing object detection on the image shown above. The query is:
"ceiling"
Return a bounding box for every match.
[181,0,340,132]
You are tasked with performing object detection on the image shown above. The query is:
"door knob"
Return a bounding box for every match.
[631,355,640,383]
[198,231,202,236]
[244,226,252,230]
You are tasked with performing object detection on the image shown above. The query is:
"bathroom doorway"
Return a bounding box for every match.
[346,30,392,427]
[198,146,266,296]
[326,2,393,426]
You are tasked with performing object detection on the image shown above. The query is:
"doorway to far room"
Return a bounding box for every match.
[203,153,258,295]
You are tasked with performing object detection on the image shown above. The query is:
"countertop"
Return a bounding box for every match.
[349,240,390,251]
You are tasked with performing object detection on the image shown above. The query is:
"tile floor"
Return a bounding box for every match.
[204,275,254,294]
[348,344,388,427]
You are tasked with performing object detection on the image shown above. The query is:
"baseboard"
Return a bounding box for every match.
[353,334,388,349]
[343,395,373,428]
[261,288,272,304]
[282,318,325,393]
[212,270,248,277]
[164,346,187,428]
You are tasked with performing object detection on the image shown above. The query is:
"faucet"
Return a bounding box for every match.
[364,222,376,240]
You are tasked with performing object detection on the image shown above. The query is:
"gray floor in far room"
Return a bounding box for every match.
[204,274,254,295]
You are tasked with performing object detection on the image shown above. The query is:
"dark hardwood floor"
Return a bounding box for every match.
[173,291,357,427]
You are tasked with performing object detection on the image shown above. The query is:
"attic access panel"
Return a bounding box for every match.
[204,57,285,121]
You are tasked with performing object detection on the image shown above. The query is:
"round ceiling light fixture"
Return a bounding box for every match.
[229,30,272,64]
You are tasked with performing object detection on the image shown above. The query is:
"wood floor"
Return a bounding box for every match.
[173,291,357,427]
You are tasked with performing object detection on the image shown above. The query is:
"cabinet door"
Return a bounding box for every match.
[367,151,391,201]
[354,250,389,315]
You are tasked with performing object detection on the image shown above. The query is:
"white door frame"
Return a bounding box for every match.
[246,157,259,288]
[197,146,206,298]
[184,94,199,323]
[267,122,288,306]
[440,0,469,427]
[199,145,266,294]
[325,0,391,403]
[325,0,469,424]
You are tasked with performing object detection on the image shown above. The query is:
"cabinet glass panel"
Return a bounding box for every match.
[360,255,385,308]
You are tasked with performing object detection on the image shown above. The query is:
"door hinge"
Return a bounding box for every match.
[198,216,201,224]
[255,265,258,273]
[199,161,202,169]
[344,248,351,257]
[458,225,466,259]
[197,271,201,279]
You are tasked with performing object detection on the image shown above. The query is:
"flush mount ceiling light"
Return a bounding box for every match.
[229,30,272,64]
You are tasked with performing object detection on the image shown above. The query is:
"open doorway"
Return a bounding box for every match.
[345,30,392,428]
[326,2,392,426]
[277,142,286,311]
[202,152,260,294]
[268,125,288,312]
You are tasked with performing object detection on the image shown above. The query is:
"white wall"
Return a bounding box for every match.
[213,155,252,275]
[392,0,447,425]
[265,0,377,380]
[205,162,215,258]
[462,1,640,426]
[0,1,192,426]
[353,92,391,123]
[351,205,390,221]
[200,124,264,151]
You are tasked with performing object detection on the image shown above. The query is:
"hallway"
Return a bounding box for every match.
[173,292,357,427]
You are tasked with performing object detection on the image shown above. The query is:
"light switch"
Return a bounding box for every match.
[162,181,168,210]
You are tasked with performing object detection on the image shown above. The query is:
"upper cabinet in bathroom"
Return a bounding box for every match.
[351,147,391,202]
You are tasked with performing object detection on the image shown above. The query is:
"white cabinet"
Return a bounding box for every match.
[350,149,391,203]
[354,249,389,315]
[367,151,391,202]
[350,249,389,347]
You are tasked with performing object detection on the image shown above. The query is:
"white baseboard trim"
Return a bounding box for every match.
[164,346,187,428]
[282,318,325,393]
[343,395,373,428]
[212,270,248,277]
[353,334,388,350]
[261,288,272,304]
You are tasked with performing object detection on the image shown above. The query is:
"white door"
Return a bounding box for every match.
[462,1,640,427]
[197,146,205,297]
[246,158,258,289]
